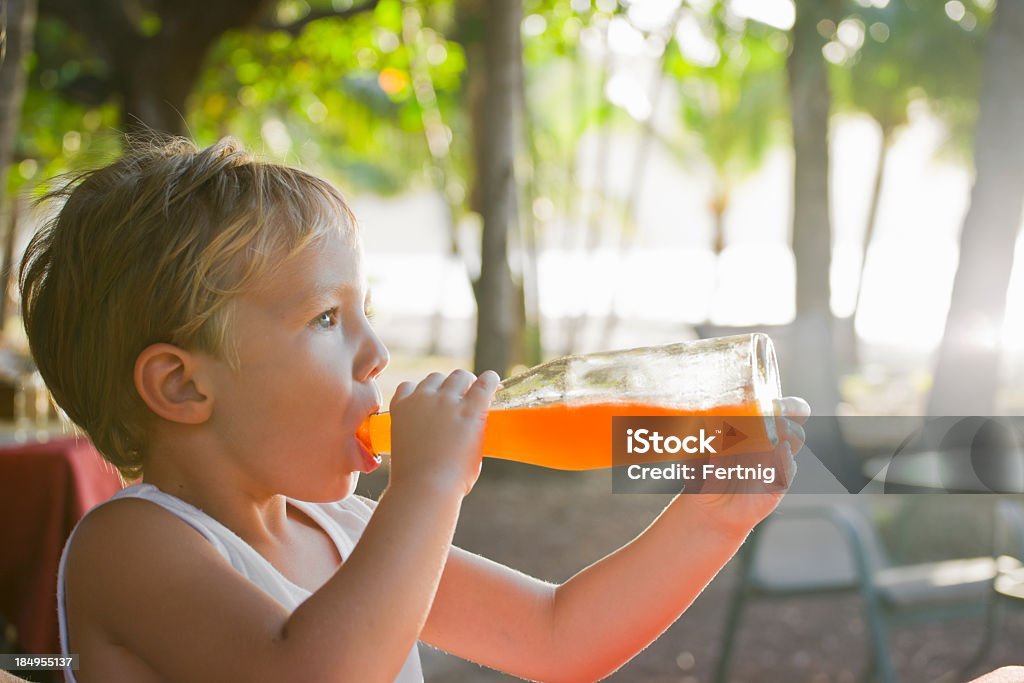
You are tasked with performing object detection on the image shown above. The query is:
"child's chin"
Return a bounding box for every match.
[301,472,359,503]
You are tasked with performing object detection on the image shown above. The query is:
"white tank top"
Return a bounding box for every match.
[57,483,423,682]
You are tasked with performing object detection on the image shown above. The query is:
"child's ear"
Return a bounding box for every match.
[134,343,213,425]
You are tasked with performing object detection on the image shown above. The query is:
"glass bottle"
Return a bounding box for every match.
[357,333,782,470]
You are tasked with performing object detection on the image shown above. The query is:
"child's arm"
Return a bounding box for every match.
[421,397,808,683]
[65,370,498,683]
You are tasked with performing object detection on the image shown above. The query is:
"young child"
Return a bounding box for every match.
[20,138,809,682]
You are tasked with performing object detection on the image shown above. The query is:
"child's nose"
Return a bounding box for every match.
[356,326,389,383]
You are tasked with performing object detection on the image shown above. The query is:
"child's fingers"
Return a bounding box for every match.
[777,396,811,424]
[417,371,446,392]
[464,371,501,410]
[780,442,797,488]
[439,369,477,397]
[391,380,416,405]
[781,417,805,448]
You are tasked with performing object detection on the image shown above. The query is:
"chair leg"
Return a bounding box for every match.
[860,592,897,683]
[958,596,1001,679]
[859,658,876,683]
[714,538,760,683]
[713,585,747,683]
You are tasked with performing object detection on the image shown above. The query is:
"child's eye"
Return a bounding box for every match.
[312,309,339,330]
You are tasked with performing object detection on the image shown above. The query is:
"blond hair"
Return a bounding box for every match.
[19,137,356,479]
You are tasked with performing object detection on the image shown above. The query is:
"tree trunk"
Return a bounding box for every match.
[842,123,891,374]
[38,0,271,136]
[789,3,833,320]
[400,1,470,357]
[0,0,37,327]
[601,14,679,345]
[853,123,891,316]
[124,2,270,136]
[122,43,210,137]
[469,0,520,376]
[516,10,542,368]
[711,189,727,256]
[786,0,863,491]
[928,0,1024,416]
[563,27,614,356]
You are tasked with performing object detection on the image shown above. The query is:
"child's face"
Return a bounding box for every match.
[203,226,388,502]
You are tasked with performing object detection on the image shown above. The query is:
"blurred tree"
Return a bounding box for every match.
[787,0,862,490]
[0,0,37,326]
[17,0,536,373]
[790,0,833,330]
[515,1,631,357]
[461,0,520,376]
[557,8,618,355]
[665,2,788,256]
[397,0,466,357]
[188,1,466,192]
[599,2,685,344]
[34,0,378,135]
[929,0,1024,416]
[832,0,989,325]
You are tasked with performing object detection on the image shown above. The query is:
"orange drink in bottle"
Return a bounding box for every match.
[357,334,781,471]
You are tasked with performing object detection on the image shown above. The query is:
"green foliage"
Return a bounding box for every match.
[11,1,473,197]
[190,0,469,194]
[9,17,122,198]
[518,0,624,215]
[4,0,1001,212]
[664,2,789,195]
[831,0,992,158]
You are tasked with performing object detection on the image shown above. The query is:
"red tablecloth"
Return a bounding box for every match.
[0,436,123,656]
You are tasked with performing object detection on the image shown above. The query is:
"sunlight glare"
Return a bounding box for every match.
[711,245,795,325]
[627,0,683,32]
[675,12,720,67]
[260,119,292,156]
[611,248,716,321]
[608,16,647,56]
[606,71,653,120]
[1001,233,1024,351]
[855,238,958,351]
[522,14,547,37]
[831,243,864,319]
[730,0,795,31]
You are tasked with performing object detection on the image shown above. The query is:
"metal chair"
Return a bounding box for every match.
[714,501,999,683]
[962,499,1024,677]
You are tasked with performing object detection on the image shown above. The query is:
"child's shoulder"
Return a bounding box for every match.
[62,496,221,668]
[65,494,226,615]
[64,494,293,680]
[68,485,222,570]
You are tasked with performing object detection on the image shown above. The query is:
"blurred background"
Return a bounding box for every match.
[2,0,1024,681]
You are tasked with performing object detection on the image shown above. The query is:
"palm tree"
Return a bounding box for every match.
[461,0,521,376]
[929,0,1024,416]
[668,6,787,258]
[787,0,862,491]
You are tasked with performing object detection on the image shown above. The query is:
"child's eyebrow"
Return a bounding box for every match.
[305,281,371,307]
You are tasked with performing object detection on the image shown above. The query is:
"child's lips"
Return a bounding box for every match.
[355,420,382,473]
[360,446,382,473]
[354,397,383,472]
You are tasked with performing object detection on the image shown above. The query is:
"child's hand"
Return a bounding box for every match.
[687,396,810,536]
[387,369,501,497]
